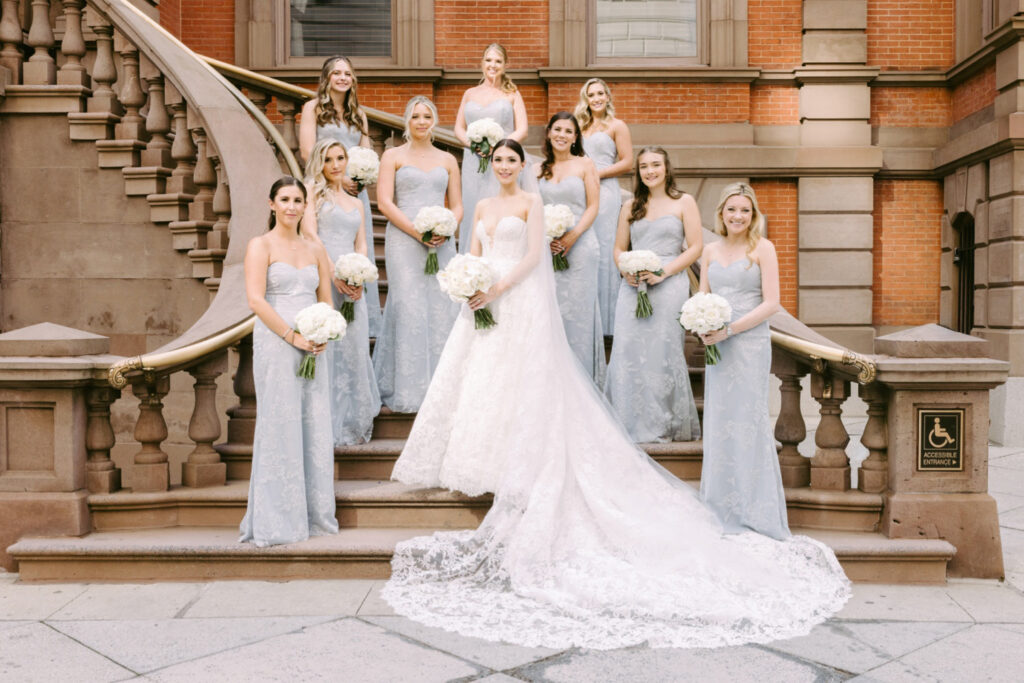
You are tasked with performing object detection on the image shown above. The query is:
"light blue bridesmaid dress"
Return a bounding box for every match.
[538,175,607,385]
[459,99,514,253]
[317,201,382,444]
[372,166,459,412]
[239,263,339,547]
[583,131,623,336]
[604,215,700,442]
[316,121,383,337]
[700,258,790,540]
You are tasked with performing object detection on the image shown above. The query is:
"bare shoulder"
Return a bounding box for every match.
[301,98,318,115]
[245,234,270,261]
[754,237,777,257]
[380,145,403,164]
[676,192,699,211]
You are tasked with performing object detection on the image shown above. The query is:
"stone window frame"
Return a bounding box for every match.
[549,0,747,68]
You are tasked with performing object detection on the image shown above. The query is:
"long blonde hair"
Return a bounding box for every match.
[715,182,766,264]
[479,43,517,94]
[574,77,616,133]
[314,56,367,135]
[304,138,345,213]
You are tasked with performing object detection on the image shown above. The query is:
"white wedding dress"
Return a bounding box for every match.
[384,196,851,650]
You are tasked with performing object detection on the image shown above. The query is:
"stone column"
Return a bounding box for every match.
[182,352,228,488]
[858,382,889,493]
[129,375,171,492]
[809,372,852,491]
[86,383,121,493]
[216,335,257,480]
[771,352,810,488]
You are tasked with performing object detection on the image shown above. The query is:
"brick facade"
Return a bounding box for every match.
[867,0,955,71]
[748,0,802,69]
[435,1,549,68]
[870,88,952,128]
[953,64,997,124]
[751,179,798,315]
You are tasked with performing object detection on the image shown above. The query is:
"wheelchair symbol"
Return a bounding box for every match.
[927,417,955,448]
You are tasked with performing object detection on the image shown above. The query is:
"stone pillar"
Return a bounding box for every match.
[771,352,810,488]
[86,383,121,493]
[129,375,171,493]
[23,0,56,85]
[216,335,256,479]
[876,324,1008,578]
[809,372,852,491]
[858,382,889,493]
[182,352,228,488]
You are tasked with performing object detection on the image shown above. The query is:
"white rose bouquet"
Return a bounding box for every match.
[466,117,505,173]
[346,146,380,190]
[292,302,347,379]
[617,250,665,318]
[679,292,733,365]
[436,253,498,329]
[412,205,457,274]
[544,203,574,272]
[333,252,379,322]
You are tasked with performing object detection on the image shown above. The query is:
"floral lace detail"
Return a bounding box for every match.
[583,131,623,335]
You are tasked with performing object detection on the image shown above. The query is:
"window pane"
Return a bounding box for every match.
[595,0,697,58]
[290,0,392,58]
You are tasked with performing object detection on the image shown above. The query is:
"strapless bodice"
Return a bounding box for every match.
[538,176,586,221]
[265,262,319,324]
[316,122,362,149]
[317,203,361,261]
[709,259,763,318]
[476,215,528,267]
[394,165,449,218]
[465,99,514,135]
[583,131,617,169]
[630,215,685,260]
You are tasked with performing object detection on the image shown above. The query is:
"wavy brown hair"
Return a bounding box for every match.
[538,112,584,180]
[628,147,682,224]
[479,43,517,94]
[314,56,367,135]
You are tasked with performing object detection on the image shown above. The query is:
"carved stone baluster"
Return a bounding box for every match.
[858,382,889,493]
[68,13,122,141]
[182,352,228,488]
[278,99,300,154]
[169,124,217,252]
[86,383,121,493]
[97,41,148,168]
[58,0,88,86]
[24,0,56,85]
[146,84,197,223]
[124,72,173,195]
[129,375,171,492]
[809,372,852,491]
[249,89,270,116]
[192,156,230,290]
[772,354,810,488]
[0,0,23,83]
[216,335,257,479]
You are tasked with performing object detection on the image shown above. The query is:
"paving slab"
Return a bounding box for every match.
[357,580,398,616]
[1000,505,1024,533]
[834,584,972,622]
[765,621,970,674]
[863,624,1024,682]
[0,582,88,619]
[474,675,526,682]
[49,583,203,620]
[944,581,1024,622]
[0,620,32,633]
[365,615,562,671]
[514,645,845,683]
[0,622,135,682]
[989,446,1024,461]
[145,617,481,682]
[49,616,329,674]
[182,579,374,618]
[991,490,1024,514]
[989,451,1024,471]
[989,465,1024,495]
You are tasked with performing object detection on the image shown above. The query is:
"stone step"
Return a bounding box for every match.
[7,525,955,584]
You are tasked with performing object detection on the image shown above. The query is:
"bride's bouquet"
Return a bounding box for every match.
[617,250,665,318]
[293,302,347,379]
[346,146,380,191]
[436,254,498,330]
[679,292,733,365]
[466,118,504,173]
[333,252,379,322]
[544,203,574,272]
[413,205,457,274]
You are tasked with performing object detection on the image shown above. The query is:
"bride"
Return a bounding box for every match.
[385,139,850,650]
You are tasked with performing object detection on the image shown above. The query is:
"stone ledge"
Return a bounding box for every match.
[0,323,110,357]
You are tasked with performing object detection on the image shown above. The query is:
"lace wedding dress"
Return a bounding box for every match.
[384,197,850,649]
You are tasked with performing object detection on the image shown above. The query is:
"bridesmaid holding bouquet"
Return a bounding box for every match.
[454,43,528,253]
[605,147,702,443]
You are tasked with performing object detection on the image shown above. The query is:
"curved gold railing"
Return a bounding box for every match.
[771,329,877,384]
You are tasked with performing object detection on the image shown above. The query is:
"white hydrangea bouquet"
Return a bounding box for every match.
[413,205,457,274]
[544,203,574,272]
[436,253,498,329]
[466,117,505,173]
[293,302,347,379]
[679,292,733,365]
[346,146,380,190]
[617,250,665,318]
[333,252,379,322]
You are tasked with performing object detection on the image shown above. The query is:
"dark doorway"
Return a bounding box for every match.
[951,211,975,334]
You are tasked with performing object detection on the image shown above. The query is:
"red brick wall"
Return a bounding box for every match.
[175,0,235,63]
[870,87,952,127]
[550,82,750,124]
[952,64,997,124]
[872,180,942,325]
[434,1,548,69]
[867,0,954,71]
[748,0,803,69]
[750,85,799,125]
[751,180,798,315]
[359,83,434,117]
[159,0,182,37]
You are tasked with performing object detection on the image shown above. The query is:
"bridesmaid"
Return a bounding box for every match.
[299,55,383,338]
[698,182,788,540]
[240,177,339,547]
[453,43,528,253]
[577,78,633,336]
[605,147,701,443]
[302,139,382,445]
[372,96,462,413]
[534,112,605,385]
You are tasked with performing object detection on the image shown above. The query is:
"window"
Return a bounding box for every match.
[594,0,698,59]
[289,0,392,58]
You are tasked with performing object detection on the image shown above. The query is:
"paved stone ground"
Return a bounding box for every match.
[2,442,1023,682]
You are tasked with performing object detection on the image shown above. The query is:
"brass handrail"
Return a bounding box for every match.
[770,330,877,384]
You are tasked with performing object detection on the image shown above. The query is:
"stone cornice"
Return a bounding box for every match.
[795,66,880,85]
[536,67,761,83]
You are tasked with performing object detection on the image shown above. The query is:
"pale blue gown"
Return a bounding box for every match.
[316,121,383,337]
[538,175,606,385]
[372,166,459,412]
[700,258,790,540]
[318,201,382,444]
[459,98,515,253]
[583,131,623,336]
[239,263,339,547]
[604,215,700,442]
